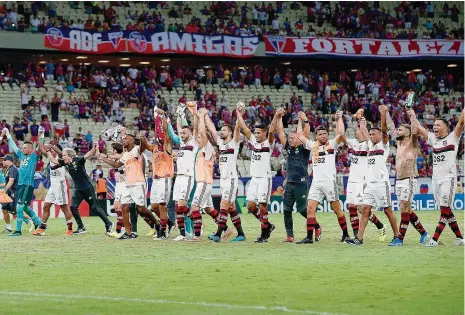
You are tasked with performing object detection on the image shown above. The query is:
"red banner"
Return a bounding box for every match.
[264,36,464,58]
[44,27,125,54]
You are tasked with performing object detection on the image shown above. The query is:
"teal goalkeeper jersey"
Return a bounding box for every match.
[8,138,39,187]
[0,170,5,186]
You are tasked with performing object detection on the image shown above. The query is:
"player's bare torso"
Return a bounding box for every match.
[395,139,417,179]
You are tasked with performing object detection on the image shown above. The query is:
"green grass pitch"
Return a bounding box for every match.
[0,211,463,315]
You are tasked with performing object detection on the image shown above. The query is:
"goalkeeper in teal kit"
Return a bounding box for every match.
[1,128,42,236]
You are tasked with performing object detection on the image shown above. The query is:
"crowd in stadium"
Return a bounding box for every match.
[0,1,463,40]
[0,57,463,179]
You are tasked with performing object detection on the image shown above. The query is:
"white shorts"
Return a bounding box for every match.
[173,175,194,202]
[191,182,213,209]
[220,178,238,203]
[246,177,272,204]
[114,182,126,203]
[362,181,391,208]
[346,181,365,205]
[121,184,146,207]
[307,181,338,203]
[395,177,417,202]
[150,177,172,204]
[432,177,456,208]
[44,181,68,206]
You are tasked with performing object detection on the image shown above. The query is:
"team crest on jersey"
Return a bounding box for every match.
[267,36,287,55]
[443,140,447,146]
[20,156,30,167]
[108,32,123,49]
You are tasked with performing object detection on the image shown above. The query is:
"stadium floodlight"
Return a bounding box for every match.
[161,59,170,62]
[412,69,422,72]
[120,57,130,60]
[60,58,68,61]
[281,62,291,65]
[119,64,131,67]
[351,69,358,72]
[99,60,110,63]
[447,64,457,68]
[76,56,88,59]
[84,63,91,65]
[139,61,150,65]
[39,61,47,64]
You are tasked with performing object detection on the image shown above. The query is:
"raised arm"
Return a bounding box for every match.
[99,157,124,168]
[197,109,208,148]
[204,111,218,141]
[236,109,251,140]
[297,111,310,139]
[233,114,241,144]
[385,110,398,138]
[84,141,98,160]
[406,108,429,140]
[47,151,59,164]
[51,145,63,157]
[334,110,346,144]
[162,112,172,154]
[276,108,287,146]
[359,117,369,141]
[139,134,155,153]
[379,105,389,144]
[268,112,279,144]
[455,108,465,138]
[2,129,20,156]
[296,117,309,144]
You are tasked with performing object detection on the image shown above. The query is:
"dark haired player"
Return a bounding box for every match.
[99,127,159,239]
[388,119,429,246]
[345,106,399,245]
[208,103,244,242]
[236,106,278,242]
[2,128,41,236]
[409,108,464,246]
[296,111,349,244]
[34,141,74,236]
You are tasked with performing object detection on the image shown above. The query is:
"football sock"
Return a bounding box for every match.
[66,220,73,231]
[192,210,202,237]
[230,209,244,236]
[24,206,41,226]
[160,219,168,233]
[130,205,138,234]
[214,209,228,237]
[409,211,426,235]
[448,210,463,239]
[337,215,349,236]
[369,212,384,229]
[306,217,316,240]
[15,205,24,232]
[116,210,123,233]
[175,205,186,236]
[348,205,359,235]
[39,222,47,230]
[433,207,449,242]
[397,212,410,240]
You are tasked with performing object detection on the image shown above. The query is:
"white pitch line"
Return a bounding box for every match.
[0,291,354,315]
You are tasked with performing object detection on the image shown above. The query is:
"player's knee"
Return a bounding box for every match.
[360,206,371,215]
[247,201,257,211]
[399,201,409,212]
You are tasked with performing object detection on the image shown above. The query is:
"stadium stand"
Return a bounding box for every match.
[0,1,463,39]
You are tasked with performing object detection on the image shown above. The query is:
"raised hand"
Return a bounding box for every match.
[298,111,307,121]
[275,108,286,117]
[379,105,388,115]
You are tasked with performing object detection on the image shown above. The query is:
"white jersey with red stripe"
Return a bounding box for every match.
[217,136,239,179]
[427,132,459,179]
[177,137,197,177]
[346,139,368,183]
[249,135,272,178]
[366,140,390,182]
[304,138,338,182]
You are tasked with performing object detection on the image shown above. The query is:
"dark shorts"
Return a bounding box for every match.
[283,181,308,214]
[17,185,34,205]
[2,192,17,214]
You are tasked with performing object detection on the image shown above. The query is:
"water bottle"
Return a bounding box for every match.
[405,92,415,109]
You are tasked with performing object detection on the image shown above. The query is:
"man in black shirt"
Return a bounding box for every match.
[2,155,19,232]
[51,142,113,235]
[276,109,311,242]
